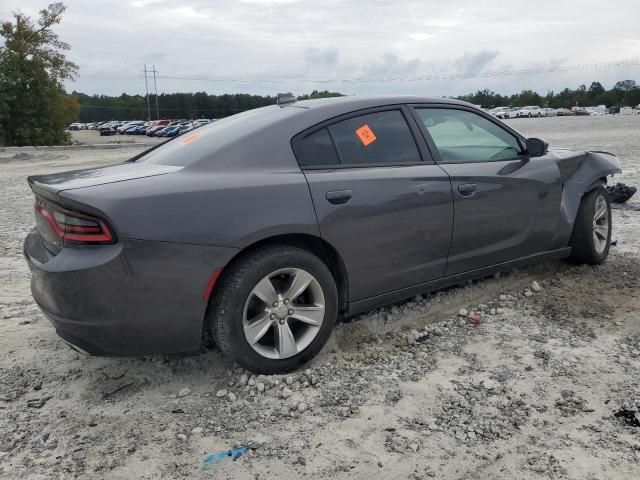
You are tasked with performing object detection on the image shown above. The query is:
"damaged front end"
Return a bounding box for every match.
[552,149,622,245]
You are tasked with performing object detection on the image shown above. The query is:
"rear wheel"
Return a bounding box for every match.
[569,186,612,264]
[210,245,338,374]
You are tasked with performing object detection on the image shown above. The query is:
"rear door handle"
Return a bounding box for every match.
[458,183,478,197]
[326,189,352,205]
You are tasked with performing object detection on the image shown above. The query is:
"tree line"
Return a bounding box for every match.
[71,90,343,122]
[73,80,640,123]
[457,80,640,109]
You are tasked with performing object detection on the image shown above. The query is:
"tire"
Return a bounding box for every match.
[209,245,338,374]
[569,186,612,264]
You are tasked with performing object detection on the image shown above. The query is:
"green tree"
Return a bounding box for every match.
[0,2,78,146]
[613,80,637,92]
[297,90,343,101]
[588,82,605,95]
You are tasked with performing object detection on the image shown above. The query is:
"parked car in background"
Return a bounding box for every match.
[556,108,573,116]
[24,96,621,374]
[161,126,182,137]
[99,127,116,136]
[145,125,166,136]
[152,126,172,137]
[491,107,511,119]
[507,107,521,119]
[542,108,557,117]
[117,121,144,134]
[518,106,542,118]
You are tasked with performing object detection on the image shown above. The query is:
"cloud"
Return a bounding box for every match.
[303,47,339,71]
[452,50,500,75]
[1,0,638,96]
[361,53,422,78]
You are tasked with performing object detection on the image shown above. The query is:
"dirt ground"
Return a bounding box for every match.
[0,116,639,480]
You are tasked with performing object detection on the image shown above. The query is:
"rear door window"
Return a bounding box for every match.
[297,109,422,167]
[300,128,340,167]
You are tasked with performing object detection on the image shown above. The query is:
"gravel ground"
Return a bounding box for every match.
[0,116,639,479]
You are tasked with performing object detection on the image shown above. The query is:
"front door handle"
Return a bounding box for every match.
[458,183,478,197]
[326,189,352,205]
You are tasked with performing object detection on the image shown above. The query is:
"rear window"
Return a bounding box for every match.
[135,106,291,167]
[297,109,421,168]
[300,128,340,167]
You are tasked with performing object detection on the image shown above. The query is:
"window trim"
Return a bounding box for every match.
[291,105,434,170]
[408,104,529,165]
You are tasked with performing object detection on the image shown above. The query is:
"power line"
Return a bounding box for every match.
[156,58,640,85]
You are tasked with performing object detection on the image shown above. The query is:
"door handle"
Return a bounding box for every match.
[326,189,352,205]
[458,183,477,197]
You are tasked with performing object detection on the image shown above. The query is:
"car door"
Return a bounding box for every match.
[410,105,563,276]
[292,106,453,302]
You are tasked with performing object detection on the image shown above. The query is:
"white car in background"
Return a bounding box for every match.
[491,107,511,119]
[518,106,542,118]
[506,107,520,119]
[542,108,557,117]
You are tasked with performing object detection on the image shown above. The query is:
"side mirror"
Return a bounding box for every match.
[526,137,549,157]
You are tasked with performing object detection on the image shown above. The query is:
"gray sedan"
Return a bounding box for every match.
[24,96,621,373]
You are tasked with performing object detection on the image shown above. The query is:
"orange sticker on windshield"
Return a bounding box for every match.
[180,133,200,145]
[355,124,377,146]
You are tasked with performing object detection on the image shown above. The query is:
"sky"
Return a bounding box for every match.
[1,0,639,97]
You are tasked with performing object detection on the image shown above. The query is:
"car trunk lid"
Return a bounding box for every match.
[28,162,182,196]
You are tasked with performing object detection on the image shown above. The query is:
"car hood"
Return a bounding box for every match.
[28,162,182,195]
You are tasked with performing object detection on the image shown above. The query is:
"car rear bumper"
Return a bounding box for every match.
[24,231,238,356]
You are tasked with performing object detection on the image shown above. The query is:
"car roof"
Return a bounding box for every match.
[289,95,473,114]
[267,95,479,135]
[136,95,480,170]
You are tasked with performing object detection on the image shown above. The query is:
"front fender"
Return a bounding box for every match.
[553,149,621,245]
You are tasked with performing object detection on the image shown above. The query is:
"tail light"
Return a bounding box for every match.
[34,199,115,245]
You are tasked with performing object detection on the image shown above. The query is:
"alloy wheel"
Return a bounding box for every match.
[592,195,609,254]
[242,268,325,360]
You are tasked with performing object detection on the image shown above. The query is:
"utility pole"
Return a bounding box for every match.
[143,64,151,121]
[152,65,160,120]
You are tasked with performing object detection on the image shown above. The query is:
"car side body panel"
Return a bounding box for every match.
[305,165,453,301]
[439,156,564,275]
[59,169,321,247]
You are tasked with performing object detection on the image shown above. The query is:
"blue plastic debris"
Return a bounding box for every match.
[203,446,249,470]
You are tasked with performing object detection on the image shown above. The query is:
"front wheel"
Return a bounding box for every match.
[210,245,338,374]
[569,186,612,264]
